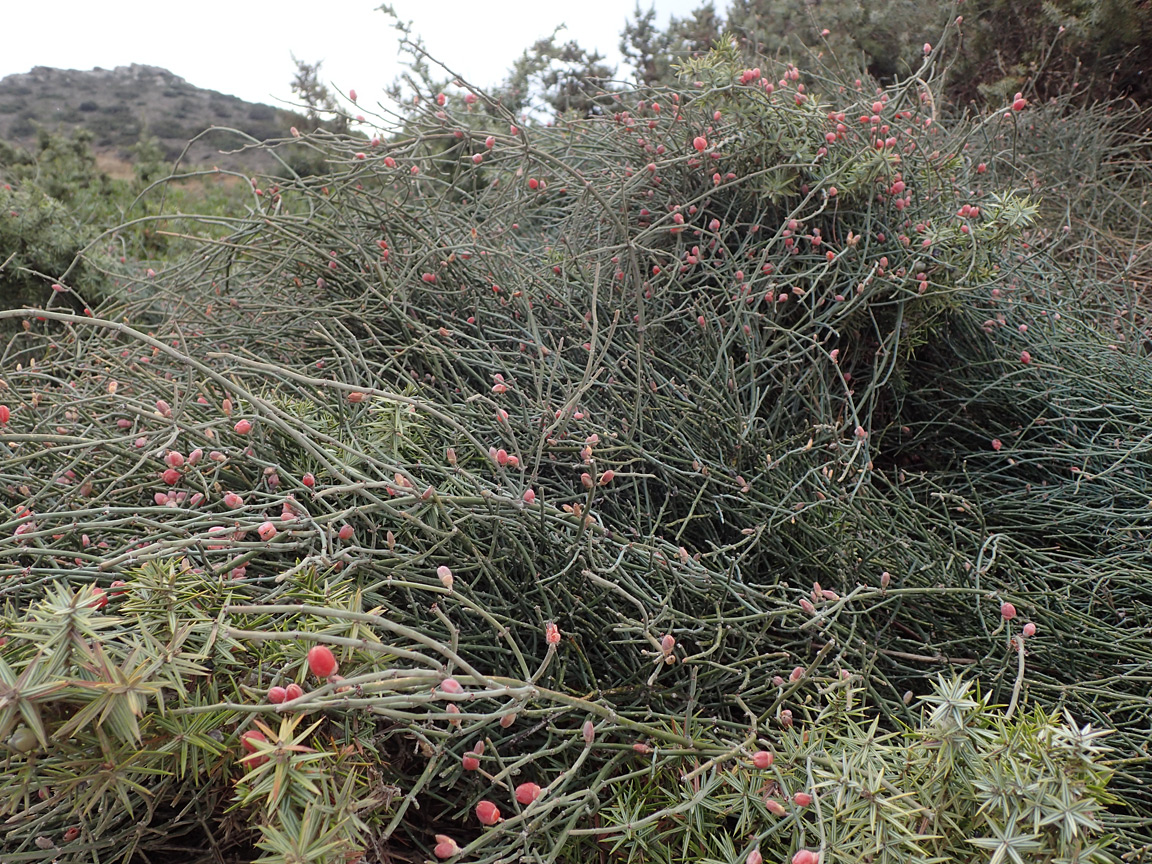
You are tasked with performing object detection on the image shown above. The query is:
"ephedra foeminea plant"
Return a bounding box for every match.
[1,25,1148,863]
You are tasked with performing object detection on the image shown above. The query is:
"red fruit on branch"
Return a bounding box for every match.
[475,800,502,825]
[240,730,266,753]
[752,750,774,769]
[515,782,542,804]
[1001,602,1017,621]
[285,683,303,700]
[234,419,252,434]
[440,677,463,695]
[307,645,339,679]
[161,468,181,486]
[257,521,277,541]
[793,792,813,806]
[0,405,9,425]
[268,686,287,704]
[433,835,460,859]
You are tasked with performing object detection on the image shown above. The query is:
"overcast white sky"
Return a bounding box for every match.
[2,1,706,109]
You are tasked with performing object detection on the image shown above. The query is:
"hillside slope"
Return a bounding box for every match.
[0,64,303,170]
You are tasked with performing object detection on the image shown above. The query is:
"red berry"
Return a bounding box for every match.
[793,851,819,864]
[1000,601,1017,621]
[234,419,252,434]
[347,391,366,403]
[747,850,763,864]
[161,468,181,485]
[338,524,355,541]
[223,492,243,508]
[240,729,266,752]
[475,800,501,825]
[433,835,460,859]
[268,686,287,704]
[88,587,108,609]
[257,521,277,541]
[793,792,812,806]
[307,645,339,679]
[285,683,303,700]
[165,450,185,468]
[1022,622,1037,637]
[515,782,542,804]
[0,405,9,425]
[462,753,480,771]
[440,677,463,695]
[752,750,774,769]
[693,136,707,151]
[302,472,316,488]
[1020,350,1032,364]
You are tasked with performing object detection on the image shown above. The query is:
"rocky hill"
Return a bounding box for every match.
[0,64,304,170]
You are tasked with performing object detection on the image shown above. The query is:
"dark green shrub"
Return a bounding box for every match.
[0,184,108,319]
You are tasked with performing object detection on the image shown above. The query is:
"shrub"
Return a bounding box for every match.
[0,34,1148,864]
[0,184,108,320]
